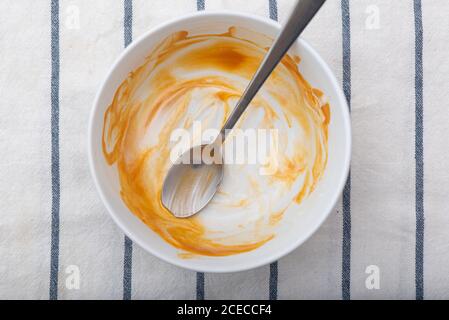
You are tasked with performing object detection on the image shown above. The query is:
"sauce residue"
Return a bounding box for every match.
[102,27,330,256]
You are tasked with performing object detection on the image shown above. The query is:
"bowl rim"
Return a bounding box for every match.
[88,10,352,273]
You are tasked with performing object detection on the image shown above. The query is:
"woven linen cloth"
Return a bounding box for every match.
[0,0,446,300]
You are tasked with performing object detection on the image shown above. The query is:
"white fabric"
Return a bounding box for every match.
[0,0,447,299]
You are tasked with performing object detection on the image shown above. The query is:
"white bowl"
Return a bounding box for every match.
[88,11,351,273]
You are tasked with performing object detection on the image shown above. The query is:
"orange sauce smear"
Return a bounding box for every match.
[102,27,330,257]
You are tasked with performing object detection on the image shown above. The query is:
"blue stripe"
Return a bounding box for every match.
[341,0,351,301]
[268,0,278,301]
[124,0,133,48]
[195,0,206,300]
[269,262,278,300]
[49,0,60,301]
[414,0,424,301]
[197,0,205,11]
[268,0,278,21]
[196,272,205,300]
[123,0,133,301]
[123,236,133,300]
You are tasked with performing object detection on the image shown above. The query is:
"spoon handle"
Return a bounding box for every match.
[220,0,327,138]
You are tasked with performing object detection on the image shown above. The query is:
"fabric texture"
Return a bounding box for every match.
[0,0,447,299]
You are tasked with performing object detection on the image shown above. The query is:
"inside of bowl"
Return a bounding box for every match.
[90,13,350,272]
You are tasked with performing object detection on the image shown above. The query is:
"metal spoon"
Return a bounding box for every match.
[162,0,327,218]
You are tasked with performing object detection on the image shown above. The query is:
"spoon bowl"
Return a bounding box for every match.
[161,144,224,218]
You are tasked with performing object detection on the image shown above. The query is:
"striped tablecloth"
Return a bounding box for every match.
[1,0,446,300]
